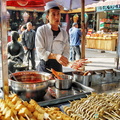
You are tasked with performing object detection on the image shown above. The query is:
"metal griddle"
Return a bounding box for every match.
[38,81,95,107]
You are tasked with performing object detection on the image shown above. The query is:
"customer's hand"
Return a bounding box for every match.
[56,54,69,66]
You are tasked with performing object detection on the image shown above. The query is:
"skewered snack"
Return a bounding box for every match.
[63,92,120,120]
[0,94,73,120]
[51,68,64,80]
[67,59,92,70]
[83,71,91,76]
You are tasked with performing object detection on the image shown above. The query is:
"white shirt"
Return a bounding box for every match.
[35,23,69,61]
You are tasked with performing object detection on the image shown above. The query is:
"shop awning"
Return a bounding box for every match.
[7,0,45,7]
[6,0,104,10]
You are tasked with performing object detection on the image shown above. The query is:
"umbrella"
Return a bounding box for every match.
[54,0,103,10]
[86,0,120,7]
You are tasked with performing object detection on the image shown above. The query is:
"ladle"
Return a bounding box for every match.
[8,70,18,81]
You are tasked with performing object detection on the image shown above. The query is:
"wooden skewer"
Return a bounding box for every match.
[46,68,51,72]
[44,113,52,120]
[25,114,30,120]
[112,110,120,119]
[104,111,118,120]
[11,116,15,120]
[16,116,19,120]
[103,115,113,120]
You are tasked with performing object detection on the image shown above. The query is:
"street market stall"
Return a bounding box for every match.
[0,0,101,97]
[0,0,120,120]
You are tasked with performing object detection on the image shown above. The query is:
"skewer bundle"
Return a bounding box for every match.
[63,92,120,120]
[0,94,73,120]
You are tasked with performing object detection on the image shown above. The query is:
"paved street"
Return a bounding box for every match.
[63,48,117,72]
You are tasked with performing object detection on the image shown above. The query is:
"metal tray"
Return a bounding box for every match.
[92,81,120,94]
[38,81,95,107]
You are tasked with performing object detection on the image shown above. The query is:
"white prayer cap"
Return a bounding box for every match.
[44,1,59,11]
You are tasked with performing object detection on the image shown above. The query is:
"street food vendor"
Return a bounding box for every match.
[35,1,86,72]
[7,31,24,73]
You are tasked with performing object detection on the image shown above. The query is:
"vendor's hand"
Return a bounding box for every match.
[24,47,28,50]
[56,54,69,66]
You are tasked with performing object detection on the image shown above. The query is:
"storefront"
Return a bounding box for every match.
[96,4,120,32]
[8,10,45,31]
[86,4,120,51]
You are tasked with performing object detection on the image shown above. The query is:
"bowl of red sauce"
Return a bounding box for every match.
[9,71,52,102]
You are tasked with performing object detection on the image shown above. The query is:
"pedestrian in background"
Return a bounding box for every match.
[69,22,81,61]
[21,22,36,70]
[18,24,27,42]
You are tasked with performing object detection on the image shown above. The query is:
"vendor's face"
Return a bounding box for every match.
[47,9,61,26]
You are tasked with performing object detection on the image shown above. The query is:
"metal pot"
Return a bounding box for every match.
[72,71,84,83]
[55,75,73,90]
[9,71,52,102]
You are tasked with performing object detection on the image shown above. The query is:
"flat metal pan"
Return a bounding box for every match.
[38,81,95,107]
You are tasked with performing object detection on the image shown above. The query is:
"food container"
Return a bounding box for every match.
[72,71,84,83]
[113,69,120,82]
[82,75,91,86]
[91,71,102,86]
[9,71,52,102]
[55,75,73,90]
[14,63,28,71]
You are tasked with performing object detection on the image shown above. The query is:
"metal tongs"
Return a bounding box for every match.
[46,68,63,80]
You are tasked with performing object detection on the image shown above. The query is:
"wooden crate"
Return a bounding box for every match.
[93,37,97,49]
[86,38,90,48]
[96,37,102,49]
[86,37,96,49]
[105,38,116,51]
[100,38,106,50]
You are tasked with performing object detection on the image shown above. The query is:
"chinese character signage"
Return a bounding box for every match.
[96,4,120,12]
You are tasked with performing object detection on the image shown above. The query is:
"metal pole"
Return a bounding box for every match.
[116,13,120,69]
[81,0,85,59]
[0,0,9,98]
[80,0,85,71]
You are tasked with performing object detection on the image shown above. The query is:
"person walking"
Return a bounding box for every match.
[69,22,81,61]
[21,22,36,70]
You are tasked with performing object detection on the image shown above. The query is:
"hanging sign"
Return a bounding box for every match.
[96,4,120,12]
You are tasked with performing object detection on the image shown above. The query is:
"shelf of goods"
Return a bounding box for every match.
[99,18,119,31]
[86,33,118,51]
